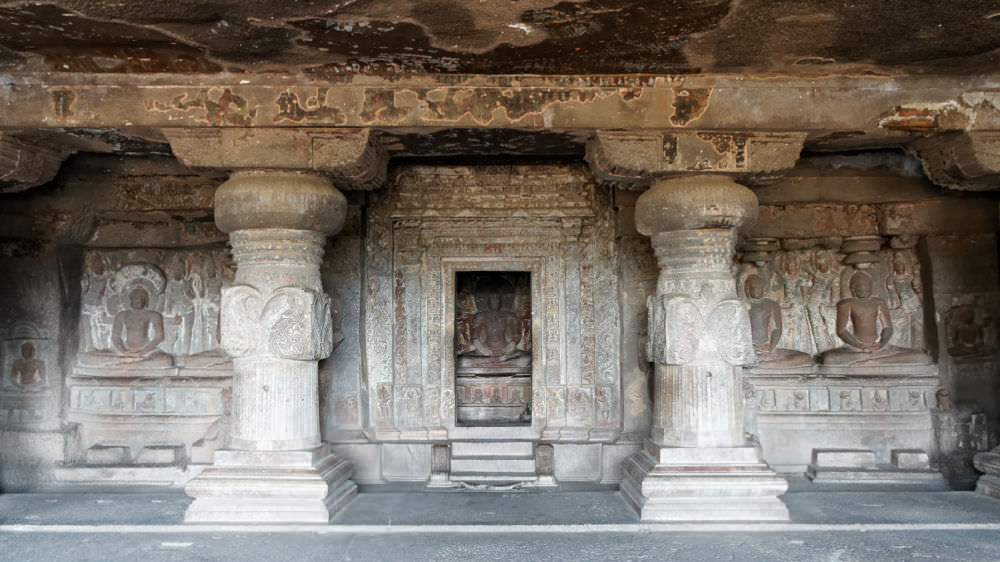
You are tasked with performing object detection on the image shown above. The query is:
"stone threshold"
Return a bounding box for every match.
[5,522,1000,534]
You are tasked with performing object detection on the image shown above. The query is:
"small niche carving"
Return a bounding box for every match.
[455,271,531,426]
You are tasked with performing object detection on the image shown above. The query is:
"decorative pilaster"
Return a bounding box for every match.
[184,171,357,523]
[621,175,789,521]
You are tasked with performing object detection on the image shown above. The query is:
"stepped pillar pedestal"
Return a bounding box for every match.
[620,175,789,521]
[184,171,356,523]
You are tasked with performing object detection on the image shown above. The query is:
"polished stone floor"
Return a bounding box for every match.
[2,479,1000,561]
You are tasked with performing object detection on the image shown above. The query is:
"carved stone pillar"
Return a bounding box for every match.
[620,175,789,521]
[184,171,356,523]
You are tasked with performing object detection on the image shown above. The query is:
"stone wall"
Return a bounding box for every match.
[0,151,997,488]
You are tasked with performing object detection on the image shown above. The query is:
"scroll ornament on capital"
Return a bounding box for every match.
[220,285,334,361]
[646,294,754,366]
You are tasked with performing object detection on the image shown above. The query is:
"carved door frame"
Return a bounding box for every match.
[441,257,545,440]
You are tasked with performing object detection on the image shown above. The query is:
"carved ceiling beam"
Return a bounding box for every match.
[906,132,1000,191]
[586,130,806,187]
[163,127,387,190]
[0,74,996,137]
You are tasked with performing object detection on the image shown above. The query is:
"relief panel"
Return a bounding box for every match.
[364,165,621,441]
[68,248,234,463]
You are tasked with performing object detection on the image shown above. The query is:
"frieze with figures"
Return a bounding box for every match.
[738,236,931,368]
[77,248,233,366]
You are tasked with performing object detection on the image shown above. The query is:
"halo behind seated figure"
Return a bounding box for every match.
[821,271,931,366]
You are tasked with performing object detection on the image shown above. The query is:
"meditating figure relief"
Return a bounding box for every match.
[744,274,813,368]
[467,292,524,360]
[10,341,46,390]
[821,271,930,366]
[80,286,173,368]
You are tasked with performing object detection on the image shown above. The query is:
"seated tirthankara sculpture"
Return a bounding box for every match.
[10,341,46,390]
[79,286,173,367]
[744,274,813,368]
[459,292,529,370]
[821,271,931,366]
[471,293,520,358]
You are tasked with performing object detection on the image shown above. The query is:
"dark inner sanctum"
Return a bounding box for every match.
[455,271,532,426]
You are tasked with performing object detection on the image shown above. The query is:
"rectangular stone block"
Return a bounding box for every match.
[892,449,931,469]
[601,442,641,484]
[85,445,128,465]
[646,441,762,464]
[879,199,998,236]
[756,204,878,238]
[811,448,876,468]
[451,440,533,457]
[381,443,430,482]
[554,443,602,482]
[331,443,383,484]
[135,446,181,465]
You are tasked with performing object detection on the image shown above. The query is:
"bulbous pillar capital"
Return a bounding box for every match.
[635,175,758,237]
[214,171,347,236]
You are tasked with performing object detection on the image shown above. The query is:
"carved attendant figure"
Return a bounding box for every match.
[10,341,45,390]
[79,254,112,352]
[779,254,816,354]
[164,255,193,355]
[887,255,924,350]
[744,275,813,368]
[821,271,931,366]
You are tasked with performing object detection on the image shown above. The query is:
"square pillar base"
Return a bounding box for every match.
[620,440,789,521]
[976,474,1000,500]
[184,444,357,523]
[974,450,1000,500]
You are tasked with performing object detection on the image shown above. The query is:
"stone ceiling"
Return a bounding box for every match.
[0,1,997,76]
[0,1,999,193]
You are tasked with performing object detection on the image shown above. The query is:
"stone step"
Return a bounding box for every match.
[451,440,534,458]
[450,456,535,473]
[806,465,948,486]
[449,471,538,484]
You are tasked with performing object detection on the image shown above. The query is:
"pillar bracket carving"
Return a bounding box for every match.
[164,127,387,190]
[586,130,805,187]
[908,131,1000,191]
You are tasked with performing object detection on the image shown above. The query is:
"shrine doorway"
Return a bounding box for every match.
[454,271,532,426]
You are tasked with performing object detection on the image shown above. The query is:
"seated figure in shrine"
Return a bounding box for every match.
[10,341,46,390]
[821,271,931,366]
[471,293,524,358]
[78,286,173,368]
[744,274,813,368]
[458,291,530,371]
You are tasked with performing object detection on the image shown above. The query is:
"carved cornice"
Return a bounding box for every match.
[586,130,805,186]
[165,127,387,190]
